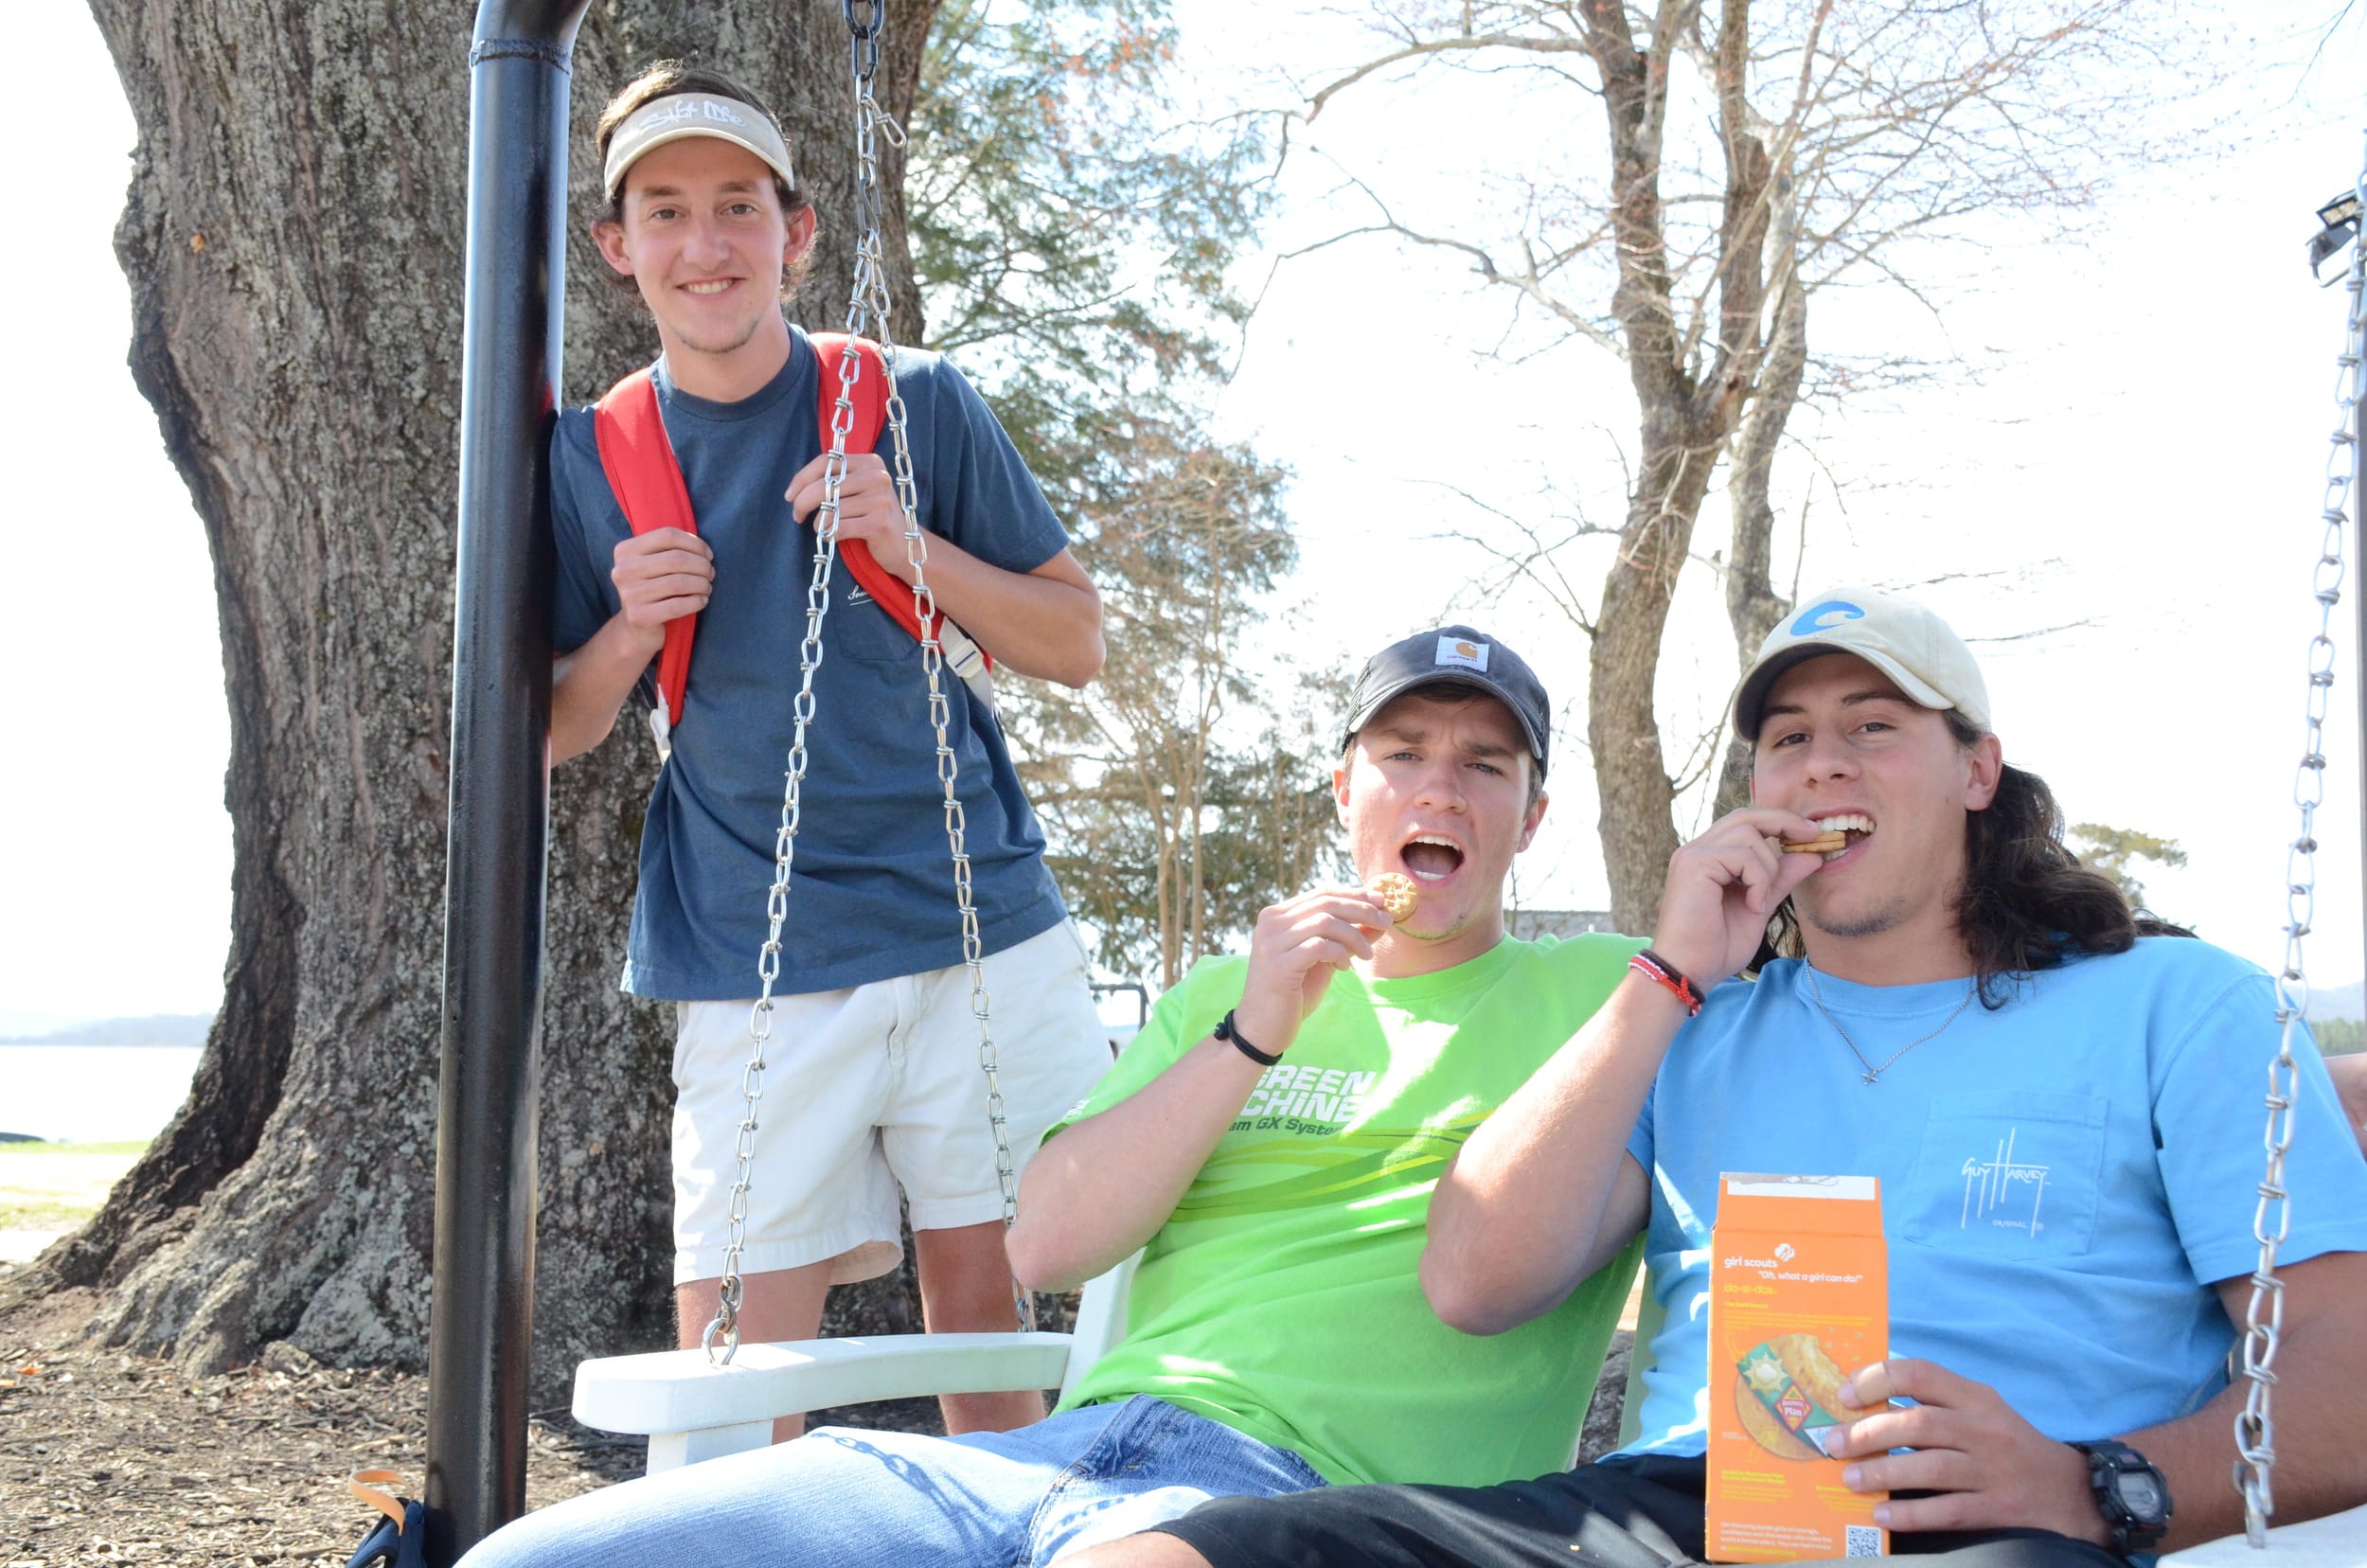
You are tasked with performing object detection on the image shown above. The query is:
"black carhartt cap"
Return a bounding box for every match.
[1342,626,1551,775]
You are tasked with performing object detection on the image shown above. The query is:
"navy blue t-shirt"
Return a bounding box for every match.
[551,328,1072,998]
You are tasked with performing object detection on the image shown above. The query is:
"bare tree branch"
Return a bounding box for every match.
[1268,0,2213,928]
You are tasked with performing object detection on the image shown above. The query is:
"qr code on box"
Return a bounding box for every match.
[1845,1524,1884,1558]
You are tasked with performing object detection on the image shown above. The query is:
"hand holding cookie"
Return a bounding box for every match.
[1233,883,1397,1057]
[1655,807,1827,986]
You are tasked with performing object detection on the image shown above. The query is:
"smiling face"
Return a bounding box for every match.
[1334,688,1547,975]
[1751,653,2002,968]
[592,136,816,399]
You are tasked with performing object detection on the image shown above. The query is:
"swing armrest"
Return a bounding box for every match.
[574,1332,1079,1474]
[572,1253,1143,1475]
[2161,1502,2367,1566]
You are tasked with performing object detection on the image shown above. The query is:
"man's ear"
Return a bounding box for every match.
[1517,789,1548,853]
[1332,759,1352,824]
[1747,771,1758,806]
[1963,732,2004,811]
[784,205,818,270]
[591,217,632,277]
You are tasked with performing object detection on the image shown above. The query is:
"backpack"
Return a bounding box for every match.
[592,334,995,757]
[340,1470,427,1568]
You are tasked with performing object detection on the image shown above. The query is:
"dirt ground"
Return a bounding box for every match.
[0,1274,1636,1568]
[0,1136,684,1565]
[0,1285,647,1567]
[0,1142,1635,1567]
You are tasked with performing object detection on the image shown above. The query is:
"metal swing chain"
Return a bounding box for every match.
[704,0,1031,1362]
[847,3,1037,1338]
[2240,137,2367,1541]
[702,266,861,1368]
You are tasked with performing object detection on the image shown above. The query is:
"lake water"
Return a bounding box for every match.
[0,1044,203,1143]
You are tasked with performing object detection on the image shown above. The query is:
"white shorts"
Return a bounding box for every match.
[668,920,1111,1287]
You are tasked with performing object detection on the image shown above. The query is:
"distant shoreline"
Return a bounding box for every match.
[0,1015,213,1048]
[0,1038,209,1047]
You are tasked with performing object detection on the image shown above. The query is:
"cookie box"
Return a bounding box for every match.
[1705,1173,1889,1561]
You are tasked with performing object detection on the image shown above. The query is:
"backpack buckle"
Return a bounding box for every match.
[649,694,674,761]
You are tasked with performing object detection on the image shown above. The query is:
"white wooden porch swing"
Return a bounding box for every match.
[561,6,2367,1560]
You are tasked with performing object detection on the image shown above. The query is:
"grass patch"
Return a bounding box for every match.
[0,1140,148,1156]
[0,1200,91,1228]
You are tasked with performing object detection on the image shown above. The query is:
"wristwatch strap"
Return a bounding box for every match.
[2070,1439,2172,1554]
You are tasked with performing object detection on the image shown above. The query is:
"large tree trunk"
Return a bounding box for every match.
[14,0,934,1402]
[1580,0,1765,935]
[1711,167,1806,819]
[1590,424,1724,935]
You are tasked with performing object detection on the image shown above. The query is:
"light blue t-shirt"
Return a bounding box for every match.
[1618,938,2367,1457]
[550,330,1071,999]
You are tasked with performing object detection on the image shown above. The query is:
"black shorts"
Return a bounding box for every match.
[1149,1454,2127,1568]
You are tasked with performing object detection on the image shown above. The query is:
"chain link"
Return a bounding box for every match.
[2238,137,2367,1541]
[705,3,1032,1361]
[845,1,884,85]
[702,282,861,1369]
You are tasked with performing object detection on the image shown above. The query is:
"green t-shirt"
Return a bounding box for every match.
[1047,932,1646,1488]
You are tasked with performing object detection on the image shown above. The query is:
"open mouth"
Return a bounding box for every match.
[1399,832,1466,882]
[1809,812,1875,863]
[681,277,739,297]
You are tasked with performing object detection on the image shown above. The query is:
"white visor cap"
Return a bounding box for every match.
[603,93,797,205]
[1733,586,1992,741]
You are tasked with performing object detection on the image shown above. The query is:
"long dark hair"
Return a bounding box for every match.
[1762,712,2154,1007]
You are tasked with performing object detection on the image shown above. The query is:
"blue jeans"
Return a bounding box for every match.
[456,1396,1328,1568]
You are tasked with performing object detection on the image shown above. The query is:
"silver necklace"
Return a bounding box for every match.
[1802,961,1978,1085]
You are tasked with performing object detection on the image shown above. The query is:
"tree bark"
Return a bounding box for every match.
[1712,164,1806,818]
[1581,0,1767,935]
[19,0,934,1401]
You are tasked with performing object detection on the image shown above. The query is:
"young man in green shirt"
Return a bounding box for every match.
[461,626,1644,1568]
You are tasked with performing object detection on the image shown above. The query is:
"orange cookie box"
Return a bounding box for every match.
[1705,1174,1890,1562]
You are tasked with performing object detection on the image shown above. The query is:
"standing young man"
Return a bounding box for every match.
[461,627,1646,1568]
[547,62,1112,1434]
[1101,587,2367,1566]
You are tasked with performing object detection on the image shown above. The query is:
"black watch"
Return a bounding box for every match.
[2069,1440,2173,1556]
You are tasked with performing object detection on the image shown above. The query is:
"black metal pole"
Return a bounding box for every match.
[429,4,591,1561]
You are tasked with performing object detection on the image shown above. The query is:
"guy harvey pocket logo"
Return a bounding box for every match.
[1961,1127,2049,1237]
[1434,636,1489,672]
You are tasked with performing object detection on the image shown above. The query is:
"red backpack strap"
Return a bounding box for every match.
[594,366,698,745]
[809,332,929,644]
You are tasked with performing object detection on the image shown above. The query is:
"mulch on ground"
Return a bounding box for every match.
[0,1290,648,1566]
[0,1281,1634,1568]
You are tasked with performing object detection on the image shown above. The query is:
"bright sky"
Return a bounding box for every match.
[5,2,2365,1025]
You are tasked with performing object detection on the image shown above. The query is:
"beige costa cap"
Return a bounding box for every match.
[1732,586,1992,739]
[602,92,796,204]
